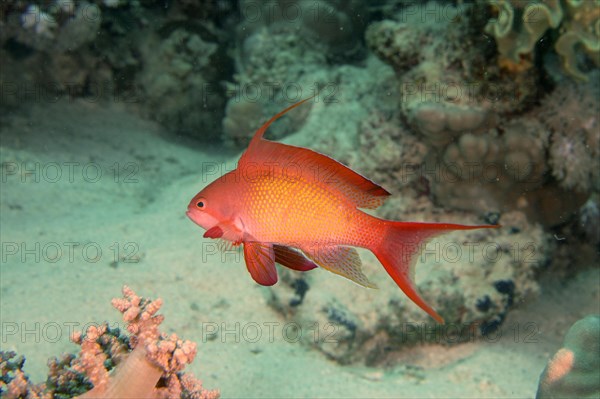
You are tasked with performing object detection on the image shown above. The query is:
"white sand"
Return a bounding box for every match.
[1,100,598,398]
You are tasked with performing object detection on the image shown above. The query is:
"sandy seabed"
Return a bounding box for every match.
[1,100,598,398]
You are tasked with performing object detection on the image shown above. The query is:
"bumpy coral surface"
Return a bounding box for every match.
[366,1,540,120]
[6,1,101,53]
[431,117,552,218]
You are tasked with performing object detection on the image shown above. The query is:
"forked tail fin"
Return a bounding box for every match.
[373,221,499,324]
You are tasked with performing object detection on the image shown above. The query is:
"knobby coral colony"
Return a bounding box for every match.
[0,286,219,399]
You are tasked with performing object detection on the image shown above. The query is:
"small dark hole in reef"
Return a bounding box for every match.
[494,279,515,306]
[494,280,515,295]
[476,295,492,312]
[480,315,503,335]
[289,278,309,307]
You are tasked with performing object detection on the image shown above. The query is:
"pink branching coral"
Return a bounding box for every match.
[0,286,219,399]
[74,285,219,399]
[0,351,49,399]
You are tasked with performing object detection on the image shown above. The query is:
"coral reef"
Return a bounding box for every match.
[536,315,600,399]
[0,1,111,105]
[540,71,600,192]
[365,1,597,227]
[0,351,49,399]
[222,0,369,146]
[222,95,312,147]
[366,1,540,120]
[483,0,563,65]
[364,1,548,225]
[0,286,219,399]
[547,192,600,278]
[136,27,226,140]
[1,0,597,372]
[430,117,552,218]
[482,0,600,80]
[578,194,600,246]
[554,0,600,80]
[221,100,266,147]
[350,110,429,195]
[8,1,101,53]
[0,1,232,140]
[236,0,367,71]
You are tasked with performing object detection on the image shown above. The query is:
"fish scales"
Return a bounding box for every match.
[241,168,376,248]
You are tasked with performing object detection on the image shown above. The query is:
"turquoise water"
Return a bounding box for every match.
[1,1,599,398]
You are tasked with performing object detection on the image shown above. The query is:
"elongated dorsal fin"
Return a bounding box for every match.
[238,96,390,209]
[244,95,317,153]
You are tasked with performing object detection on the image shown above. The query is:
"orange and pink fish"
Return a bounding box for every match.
[187,97,498,323]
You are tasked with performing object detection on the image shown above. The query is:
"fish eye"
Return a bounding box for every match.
[196,198,207,209]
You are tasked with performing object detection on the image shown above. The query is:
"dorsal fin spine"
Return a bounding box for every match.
[239,93,391,209]
[247,93,318,149]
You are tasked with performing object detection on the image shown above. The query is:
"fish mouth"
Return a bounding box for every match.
[186,209,202,227]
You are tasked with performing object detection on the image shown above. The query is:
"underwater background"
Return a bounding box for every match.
[0,0,599,397]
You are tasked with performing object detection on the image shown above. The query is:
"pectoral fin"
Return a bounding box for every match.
[204,220,244,244]
[303,245,377,288]
[243,242,277,286]
[273,245,318,272]
[203,226,224,239]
